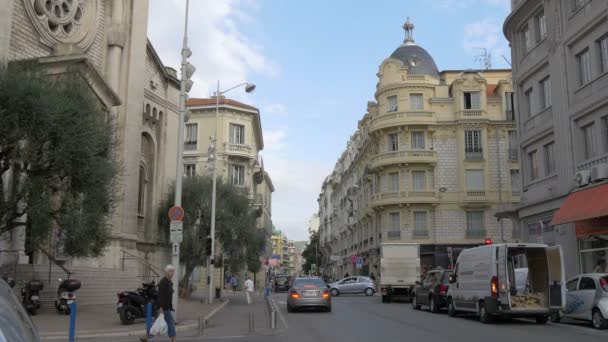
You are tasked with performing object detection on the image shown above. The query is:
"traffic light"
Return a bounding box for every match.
[485,238,492,245]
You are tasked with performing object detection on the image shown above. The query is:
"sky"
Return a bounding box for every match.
[148,0,512,241]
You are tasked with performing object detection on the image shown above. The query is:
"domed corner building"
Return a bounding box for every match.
[319,18,520,279]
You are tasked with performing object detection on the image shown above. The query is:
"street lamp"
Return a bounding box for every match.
[207,80,256,304]
[170,0,195,319]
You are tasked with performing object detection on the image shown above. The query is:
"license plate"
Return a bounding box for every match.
[303,291,318,297]
[31,295,39,300]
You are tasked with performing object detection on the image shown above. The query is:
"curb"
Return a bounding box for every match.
[40,298,230,341]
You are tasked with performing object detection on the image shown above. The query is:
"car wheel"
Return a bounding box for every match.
[535,316,548,324]
[479,302,493,324]
[592,308,608,330]
[412,294,421,310]
[447,299,457,317]
[430,295,439,314]
[326,306,332,313]
[550,311,561,323]
[330,288,339,297]
[364,288,375,296]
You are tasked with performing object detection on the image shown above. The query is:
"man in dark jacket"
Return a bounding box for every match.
[142,264,176,342]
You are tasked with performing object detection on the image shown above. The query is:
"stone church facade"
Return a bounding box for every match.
[0,0,178,277]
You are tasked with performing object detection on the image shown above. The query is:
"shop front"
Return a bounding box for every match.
[550,183,608,275]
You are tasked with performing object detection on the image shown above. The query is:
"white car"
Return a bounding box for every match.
[551,273,608,329]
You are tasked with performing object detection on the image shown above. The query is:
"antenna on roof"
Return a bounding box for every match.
[501,55,512,67]
[473,47,492,70]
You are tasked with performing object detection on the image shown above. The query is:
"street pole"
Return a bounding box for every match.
[207,81,220,304]
[172,0,190,318]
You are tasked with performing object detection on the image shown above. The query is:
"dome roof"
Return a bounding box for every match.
[388,18,439,77]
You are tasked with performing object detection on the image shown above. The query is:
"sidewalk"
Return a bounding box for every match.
[33,289,228,341]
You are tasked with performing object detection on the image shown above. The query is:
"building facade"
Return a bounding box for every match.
[504,0,608,277]
[185,97,274,286]
[319,20,519,279]
[0,0,178,277]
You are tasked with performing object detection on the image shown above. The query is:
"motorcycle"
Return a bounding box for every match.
[117,281,158,325]
[21,279,44,315]
[54,276,81,315]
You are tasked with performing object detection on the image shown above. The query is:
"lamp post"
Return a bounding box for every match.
[207,81,256,304]
[171,0,196,318]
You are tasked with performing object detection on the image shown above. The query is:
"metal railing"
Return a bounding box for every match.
[120,250,162,280]
[465,149,483,160]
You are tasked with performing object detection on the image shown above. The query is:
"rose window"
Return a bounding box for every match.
[33,0,85,38]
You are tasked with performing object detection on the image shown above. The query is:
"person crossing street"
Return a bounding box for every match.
[141,265,177,342]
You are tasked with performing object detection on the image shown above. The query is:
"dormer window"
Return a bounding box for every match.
[464,91,481,110]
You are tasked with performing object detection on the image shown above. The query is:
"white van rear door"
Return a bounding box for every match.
[547,246,566,310]
[496,245,509,300]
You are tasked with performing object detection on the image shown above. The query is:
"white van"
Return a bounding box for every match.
[446,243,565,324]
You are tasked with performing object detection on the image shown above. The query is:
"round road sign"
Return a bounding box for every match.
[168,206,185,221]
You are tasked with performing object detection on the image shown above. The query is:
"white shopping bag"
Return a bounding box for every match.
[150,313,167,336]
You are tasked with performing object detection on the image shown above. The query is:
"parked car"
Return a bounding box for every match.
[287,277,331,313]
[0,276,41,342]
[551,273,608,329]
[447,243,565,324]
[412,268,452,313]
[330,276,376,297]
[274,274,290,292]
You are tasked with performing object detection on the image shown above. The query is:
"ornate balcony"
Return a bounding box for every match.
[370,111,436,132]
[370,190,438,208]
[457,110,485,120]
[225,143,254,159]
[463,190,488,203]
[370,150,437,171]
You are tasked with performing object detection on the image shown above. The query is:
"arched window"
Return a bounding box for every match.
[138,166,146,215]
[145,103,151,115]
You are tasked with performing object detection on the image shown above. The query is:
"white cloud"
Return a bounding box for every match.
[147,0,278,98]
[463,18,511,68]
[263,128,287,152]
[263,103,287,115]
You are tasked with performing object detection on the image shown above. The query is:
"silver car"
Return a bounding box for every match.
[287,277,331,313]
[330,276,376,297]
[552,273,608,329]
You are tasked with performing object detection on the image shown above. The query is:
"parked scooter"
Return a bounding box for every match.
[21,279,44,315]
[54,276,81,315]
[116,281,158,325]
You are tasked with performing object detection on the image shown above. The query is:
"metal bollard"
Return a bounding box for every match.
[68,302,77,342]
[248,312,254,333]
[146,303,152,338]
[270,310,276,329]
[197,314,205,336]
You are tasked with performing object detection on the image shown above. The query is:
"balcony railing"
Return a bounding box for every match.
[413,229,429,238]
[466,229,486,238]
[465,149,483,161]
[458,110,484,119]
[225,143,253,158]
[508,148,518,160]
[466,191,486,197]
[370,150,437,169]
[387,231,401,239]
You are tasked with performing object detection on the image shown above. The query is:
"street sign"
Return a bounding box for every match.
[170,221,183,243]
[168,206,185,221]
[356,257,363,265]
[172,243,179,256]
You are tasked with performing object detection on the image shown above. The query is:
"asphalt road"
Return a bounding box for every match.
[72,292,608,342]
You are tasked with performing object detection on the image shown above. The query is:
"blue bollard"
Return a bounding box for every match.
[265,287,270,297]
[68,302,76,342]
[146,303,152,338]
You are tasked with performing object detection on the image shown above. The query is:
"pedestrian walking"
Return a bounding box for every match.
[231,275,239,292]
[244,277,254,304]
[141,265,176,342]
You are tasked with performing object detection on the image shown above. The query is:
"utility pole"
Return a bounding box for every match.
[171,0,196,318]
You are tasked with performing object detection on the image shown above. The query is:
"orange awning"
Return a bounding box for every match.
[550,183,608,226]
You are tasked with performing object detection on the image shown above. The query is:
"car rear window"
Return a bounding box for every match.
[293,278,326,288]
[276,276,287,282]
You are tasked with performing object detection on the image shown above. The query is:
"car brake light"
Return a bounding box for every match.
[322,291,330,298]
[600,278,608,292]
[438,283,448,294]
[491,276,498,298]
[304,284,316,288]
[290,291,300,299]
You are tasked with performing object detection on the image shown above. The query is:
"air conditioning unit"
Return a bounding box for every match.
[590,163,608,182]
[574,170,591,187]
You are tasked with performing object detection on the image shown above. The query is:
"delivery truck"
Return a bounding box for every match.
[379,243,420,303]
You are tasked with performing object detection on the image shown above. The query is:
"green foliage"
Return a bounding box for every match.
[0,64,118,257]
[302,230,320,274]
[159,175,262,295]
